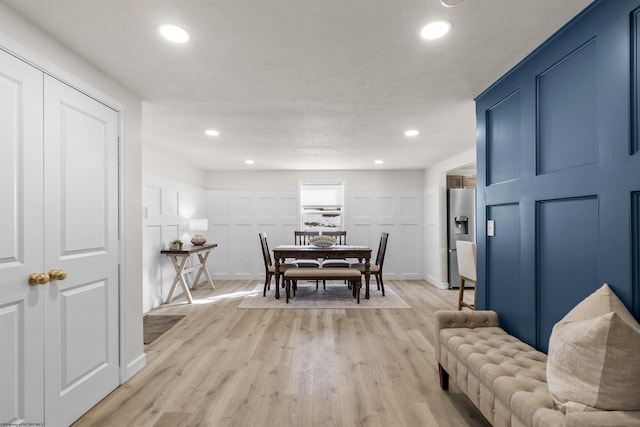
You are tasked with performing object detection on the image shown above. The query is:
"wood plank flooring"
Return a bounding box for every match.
[73,280,490,427]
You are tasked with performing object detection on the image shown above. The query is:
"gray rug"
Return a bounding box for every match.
[143,314,185,344]
[238,281,410,309]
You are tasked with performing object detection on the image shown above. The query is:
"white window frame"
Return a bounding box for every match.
[298,180,345,231]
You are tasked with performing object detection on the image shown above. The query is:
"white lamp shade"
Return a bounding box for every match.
[441,0,463,6]
[189,218,208,231]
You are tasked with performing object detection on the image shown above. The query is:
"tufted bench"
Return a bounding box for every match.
[435,310,640,427]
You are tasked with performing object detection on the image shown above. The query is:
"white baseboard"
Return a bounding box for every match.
[125,352,147,381]
[426,274,449,289]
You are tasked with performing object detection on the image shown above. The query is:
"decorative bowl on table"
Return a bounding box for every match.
[191,234,207,245]
[309,235,336,248]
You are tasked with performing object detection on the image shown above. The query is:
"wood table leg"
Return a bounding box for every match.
[364,257,371,299]
[196,251,215,289]
[165,255,193,304]
[274,257,281,299]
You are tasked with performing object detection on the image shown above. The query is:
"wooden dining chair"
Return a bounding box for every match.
[320,230,350,268]
[351,232,389,296]
[294,230,319,245]
[456,240,477,310]
[321,230,347,244]
[259,232,296,297]
[291,231,322,289]
[291,231,322,268]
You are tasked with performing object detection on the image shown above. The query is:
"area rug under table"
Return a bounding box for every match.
[238,281,410,309]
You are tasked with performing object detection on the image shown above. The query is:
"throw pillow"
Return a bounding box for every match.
[547,283,640,411]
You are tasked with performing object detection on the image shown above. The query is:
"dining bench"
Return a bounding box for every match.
[283,268,362,303]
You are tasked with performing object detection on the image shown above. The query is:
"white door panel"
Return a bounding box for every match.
[43,75,119,427]
[59,280,108,388]
[0,49,44,425]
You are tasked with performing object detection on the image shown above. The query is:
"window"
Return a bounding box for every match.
[299,181,344,231]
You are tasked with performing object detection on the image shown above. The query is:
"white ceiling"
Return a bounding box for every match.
[2,0,592,171]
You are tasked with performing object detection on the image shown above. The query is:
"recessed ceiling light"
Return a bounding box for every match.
[159,24,190,43]
[405,129,420,137]
[420,21,451,40]
[374,160,384,165]
[245,160,255,165]
[205,129,220,137]
[441,0,464,7]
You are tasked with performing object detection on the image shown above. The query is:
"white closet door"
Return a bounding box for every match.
[0,50,45,425]
[43,75,120,427]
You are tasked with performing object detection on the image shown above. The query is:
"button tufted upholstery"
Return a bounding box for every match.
[435,310,640,427]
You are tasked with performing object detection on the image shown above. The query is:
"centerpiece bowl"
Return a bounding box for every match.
[309,235,336,248]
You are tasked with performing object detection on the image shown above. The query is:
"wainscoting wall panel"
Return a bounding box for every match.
[348,190,424,280]
[399,224,420,278]
[633,6,640,156]
[142,175,207,313]
[485,203,523,342]
[486,90,521,186]
[476,0,640,351]
[633,192,640,314]
[206,190,301,281]
[145,185,162,216]
[351,224,372,250]
[142,225,163,309]
[378,197,395,218]
[142,180,424,309]
[210,224,230,275]
[536,197,599,352]
[351,196,372,218]
[207,188,423,280]
[536,40,597,175]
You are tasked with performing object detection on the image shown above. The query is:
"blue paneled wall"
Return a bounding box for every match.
[476,0,640,352]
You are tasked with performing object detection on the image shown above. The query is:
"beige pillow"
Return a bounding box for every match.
[547,284,640,411]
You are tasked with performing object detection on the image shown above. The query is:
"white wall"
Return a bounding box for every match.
[141,158,481,306]
[0,3,144,377]
[142,170,426,309]
[205,170,425,281]
[142,174,208,313]
[423,148,476,288]
[143,143,206,188]
[205,170,425,190]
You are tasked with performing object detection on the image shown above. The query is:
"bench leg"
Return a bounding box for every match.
[438,363,449,390]
[285,279,290,303]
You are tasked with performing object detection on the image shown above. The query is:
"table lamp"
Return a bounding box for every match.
[189,218,208,245]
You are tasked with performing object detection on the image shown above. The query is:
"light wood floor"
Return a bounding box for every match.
[73,280,489,427]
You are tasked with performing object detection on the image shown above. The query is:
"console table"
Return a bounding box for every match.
[161,243,217,304]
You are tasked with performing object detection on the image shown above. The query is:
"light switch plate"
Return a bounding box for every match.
[487,220,495,237]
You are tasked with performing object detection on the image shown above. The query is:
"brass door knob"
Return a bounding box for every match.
[28,273,50,286]
[48,269,67,281]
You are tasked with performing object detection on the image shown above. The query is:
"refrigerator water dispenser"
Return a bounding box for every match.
[454,215,469,235]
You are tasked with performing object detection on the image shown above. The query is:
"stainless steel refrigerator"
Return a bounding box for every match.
[447,188,476,288]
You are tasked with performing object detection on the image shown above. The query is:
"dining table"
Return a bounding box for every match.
[272,245,372,300]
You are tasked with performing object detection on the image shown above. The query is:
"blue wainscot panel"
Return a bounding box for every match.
[487,90,521,186]
[633,192,640,314]
[537,39,598,175]
[536,196,599,352]
[486,203,522,340]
